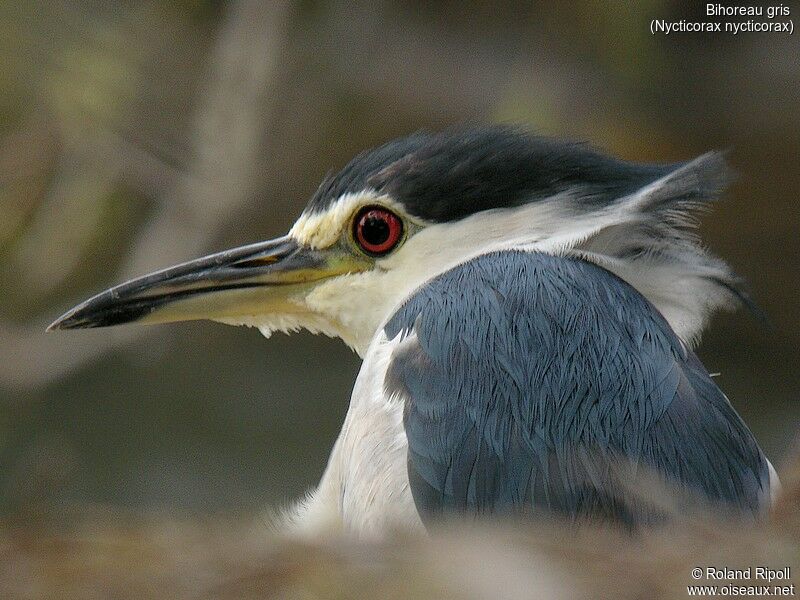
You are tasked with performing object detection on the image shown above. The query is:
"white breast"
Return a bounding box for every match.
[280,331,424,539]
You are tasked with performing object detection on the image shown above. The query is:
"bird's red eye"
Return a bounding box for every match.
[354,207,404,256]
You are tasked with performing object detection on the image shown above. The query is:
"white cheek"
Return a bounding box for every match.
[303,272,394,355]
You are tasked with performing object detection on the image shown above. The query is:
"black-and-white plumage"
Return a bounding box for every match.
[49,126,777,538]
[297,127,742,347]
[307,128,671,222]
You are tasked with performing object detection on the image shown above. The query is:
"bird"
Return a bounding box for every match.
[49,125,778,538]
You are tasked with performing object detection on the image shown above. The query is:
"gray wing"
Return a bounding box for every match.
[384,251,770,525]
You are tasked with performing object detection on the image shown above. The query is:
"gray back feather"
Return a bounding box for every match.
[384,251,769,526]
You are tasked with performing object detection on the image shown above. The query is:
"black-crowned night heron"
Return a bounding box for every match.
[50,126,778,537]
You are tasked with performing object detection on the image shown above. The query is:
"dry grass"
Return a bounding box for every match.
[1,456,798,600]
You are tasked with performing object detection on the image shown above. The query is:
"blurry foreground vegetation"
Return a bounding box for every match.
[1,455,799,599]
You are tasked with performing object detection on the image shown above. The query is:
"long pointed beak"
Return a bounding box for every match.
[47,236,362,331]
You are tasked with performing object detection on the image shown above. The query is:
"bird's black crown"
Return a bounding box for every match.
[306,125,675,223]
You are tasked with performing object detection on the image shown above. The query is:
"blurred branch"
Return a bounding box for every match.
[0,0,295,390]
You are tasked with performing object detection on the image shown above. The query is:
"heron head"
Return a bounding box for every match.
[49,126,739,353]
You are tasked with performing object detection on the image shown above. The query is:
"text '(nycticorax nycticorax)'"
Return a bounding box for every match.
[50,126,778,537]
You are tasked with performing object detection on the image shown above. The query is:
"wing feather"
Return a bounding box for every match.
[384,251,770,525]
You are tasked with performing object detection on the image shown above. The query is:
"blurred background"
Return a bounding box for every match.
[0,0,798,525]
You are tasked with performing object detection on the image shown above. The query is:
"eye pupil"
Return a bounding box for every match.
[354,207,403,255]
[361,216,390,245]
